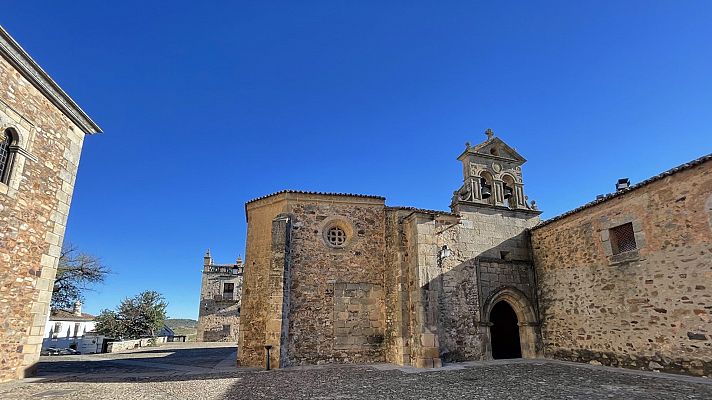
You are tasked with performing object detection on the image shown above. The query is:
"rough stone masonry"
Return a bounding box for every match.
[238,134,544,370]
[237,131,711,377]
[0,26,100,382]
[196,251,244,342]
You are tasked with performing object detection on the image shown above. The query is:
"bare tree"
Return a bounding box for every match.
[51,243,110,310]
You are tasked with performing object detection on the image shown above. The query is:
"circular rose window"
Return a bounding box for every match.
[326,226,347,247]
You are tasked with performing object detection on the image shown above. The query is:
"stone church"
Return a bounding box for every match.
[237,131,712,376]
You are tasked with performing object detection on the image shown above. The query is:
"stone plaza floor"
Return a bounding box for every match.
[0,342,710,399]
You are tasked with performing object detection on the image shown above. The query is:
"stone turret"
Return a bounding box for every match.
[203,249,213,269]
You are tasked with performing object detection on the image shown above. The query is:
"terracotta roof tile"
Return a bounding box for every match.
[245,190,385,205]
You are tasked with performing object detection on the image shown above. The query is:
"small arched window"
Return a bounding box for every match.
[502,174,517,209]
[0,129,14,184]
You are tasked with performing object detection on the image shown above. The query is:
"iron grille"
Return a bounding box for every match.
[0,130,11,183]
[610,222,637,255]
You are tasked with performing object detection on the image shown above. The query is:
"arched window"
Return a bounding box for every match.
[479,171,494,204]
[0,129,15,184]
[501,174,517,209]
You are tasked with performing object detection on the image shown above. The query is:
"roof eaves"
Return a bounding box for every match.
[0,26,101,134]
[532,153,712,230]
[245,190,386,205]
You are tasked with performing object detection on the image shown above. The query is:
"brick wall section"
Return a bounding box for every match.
[0,56,87,381]
[531,159,712,376]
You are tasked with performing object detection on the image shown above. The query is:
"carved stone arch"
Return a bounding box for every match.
[482,286,541,359]
[479,171,495,205]
[1,125,22,145]
[500,173,518,209]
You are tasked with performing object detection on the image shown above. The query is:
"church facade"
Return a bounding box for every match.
[237,132,712,376]
[238,132,543,369]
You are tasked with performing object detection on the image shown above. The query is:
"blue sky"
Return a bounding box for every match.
[3,1,711,319]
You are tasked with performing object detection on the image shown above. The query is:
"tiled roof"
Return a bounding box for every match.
[532,153,712,230]
[246,190,385,205]
[387,206,459,217]
[50,309,95,322]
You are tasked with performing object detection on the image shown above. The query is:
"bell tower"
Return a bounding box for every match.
[451,129,539,214]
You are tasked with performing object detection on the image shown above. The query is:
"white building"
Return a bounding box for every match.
[42,301,96,351]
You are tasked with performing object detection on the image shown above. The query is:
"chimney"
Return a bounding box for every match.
[616,178,630,192]
[73,300,82,316]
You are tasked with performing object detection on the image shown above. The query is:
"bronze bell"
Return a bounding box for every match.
[503,184,513,199]
[480,178,492,199]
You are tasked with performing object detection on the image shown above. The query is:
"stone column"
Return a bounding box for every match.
[514,183,526,208]
[493,180,505,207]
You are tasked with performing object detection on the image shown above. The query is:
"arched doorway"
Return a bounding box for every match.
[489,301,522,359]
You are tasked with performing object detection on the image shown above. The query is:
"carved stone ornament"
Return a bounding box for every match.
[492,162,502,173]
[458,182,473,201]
[469,162,479,177]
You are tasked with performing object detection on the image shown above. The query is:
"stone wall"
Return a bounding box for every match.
[239,192,388,368]
[238,196,288,367]
[531,158,712,376]
[436,206,540,362]
[285,197,386,365]
[196,257,243,342]
[0,53,91,381]
[197,302,241,342]
[105,337,168,353]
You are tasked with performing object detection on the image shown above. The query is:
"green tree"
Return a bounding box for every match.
[93,309,124,338]
[94,291,168,339]
[51,243,110,310]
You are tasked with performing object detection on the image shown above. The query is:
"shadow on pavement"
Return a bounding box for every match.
[32,344,252,384]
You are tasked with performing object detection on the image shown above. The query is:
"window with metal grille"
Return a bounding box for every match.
[0,129,13,184]
[326,226,347,246]
[223,282,234,300]
[610,222,637,255]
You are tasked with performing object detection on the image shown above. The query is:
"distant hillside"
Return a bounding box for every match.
[165,318,198,341]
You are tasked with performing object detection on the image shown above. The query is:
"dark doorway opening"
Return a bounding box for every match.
[490,301,522,359]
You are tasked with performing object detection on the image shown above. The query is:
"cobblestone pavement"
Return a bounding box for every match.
[0,344,710,400]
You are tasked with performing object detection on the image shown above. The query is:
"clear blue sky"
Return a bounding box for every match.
[4,1,711,319]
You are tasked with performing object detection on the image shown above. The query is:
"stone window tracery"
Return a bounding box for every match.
[326,226,347,247]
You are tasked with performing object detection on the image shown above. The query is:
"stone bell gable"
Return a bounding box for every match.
[452,129,538,214]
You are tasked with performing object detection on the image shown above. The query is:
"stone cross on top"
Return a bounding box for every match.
[485,128,494,140]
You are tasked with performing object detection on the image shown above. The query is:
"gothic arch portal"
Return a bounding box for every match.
[482,286,541,359]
